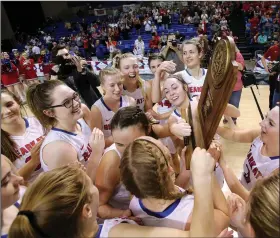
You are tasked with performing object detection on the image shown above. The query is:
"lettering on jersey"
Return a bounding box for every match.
[17,136,44,157]
[136,98,144,105]
[82,144,93,161]
[243,150,263,184]
[104,124,111,131]
[189,86,202,93]
[158,99,172,108]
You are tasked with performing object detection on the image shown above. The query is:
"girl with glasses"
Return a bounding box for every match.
[26,80,105,183]
[1,90,44,183]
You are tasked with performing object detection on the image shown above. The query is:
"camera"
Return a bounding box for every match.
[169,40,177,47]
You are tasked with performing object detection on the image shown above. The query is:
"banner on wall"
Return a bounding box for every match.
[123,4,137,12]
[93,8,107,16]
[88,59,152,75]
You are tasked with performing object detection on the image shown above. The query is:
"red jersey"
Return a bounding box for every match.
[20,57,37,80]
[264,45,280,61]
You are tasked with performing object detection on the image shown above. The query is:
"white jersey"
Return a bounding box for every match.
[240,136,279,190]
[129,187,194,230]
[157,97,176,154]
[123,81,146,111]
[177,68,207,98]
[97,218,137,238]
[102,144,131,209]
[34,63,44,77]
[40,119,92,171]
[11,117,45,182]
[171,108,224,187]
[93,96,132,138]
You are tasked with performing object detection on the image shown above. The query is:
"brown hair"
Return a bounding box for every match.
[247,173,279,238]
[148,53,165,68]
[113,52,135,69]
[99,67,121,85]
[120,137,189,200]
[26,80,64,128]
[182,37,205,56]
[9,166,92,238]
[1,90,25,162]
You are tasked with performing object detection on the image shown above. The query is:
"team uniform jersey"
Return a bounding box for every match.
[129,186,194,230]
[177,68,207,99]
[20,58,37,80]
[123,80,146,111]
[1,60,20,86]
[157,97,176,154]
[102,143,131,210]
[240,136,279,191]
[11,117,45,182]
[34,63,45,77]
[40,119,92,171]
[93,96,132,138]
[97,218,137,238]
[171,108,224,187]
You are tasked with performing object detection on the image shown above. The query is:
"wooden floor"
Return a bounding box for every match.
[23,85,270,178]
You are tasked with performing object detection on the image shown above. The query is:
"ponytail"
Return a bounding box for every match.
[9,215,39,238]
[26,80,63,129]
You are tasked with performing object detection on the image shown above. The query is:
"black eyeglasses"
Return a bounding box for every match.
[47,93,80,109]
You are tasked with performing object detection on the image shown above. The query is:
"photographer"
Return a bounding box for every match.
[50,45,101,108]
[160,33,184,73]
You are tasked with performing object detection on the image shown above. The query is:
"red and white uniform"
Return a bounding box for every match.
[11,117,45,182]
[157,98,176,154]
[93,96,132,138]
[177,68,207,99]
[40,119,92,171]
[1,60,20,86]
[34,62,45,77]
[240,137,279,190]
[20,57,37,80]
[130,186,194,230]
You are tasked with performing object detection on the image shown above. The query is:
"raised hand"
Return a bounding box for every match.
[89,128,105,157]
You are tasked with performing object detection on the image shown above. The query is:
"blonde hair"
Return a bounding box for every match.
[247,173,279,238]
[99,67,121,85]
[120,137,190,200]
[113,53,146,99]
[9,166,92,238]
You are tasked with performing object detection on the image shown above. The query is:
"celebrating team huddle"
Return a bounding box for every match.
[1,37,279,238]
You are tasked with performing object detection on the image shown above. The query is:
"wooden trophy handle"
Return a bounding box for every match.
[181,108,192,170]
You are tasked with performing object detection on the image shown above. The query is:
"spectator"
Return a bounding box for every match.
[257,32,268,45]
[44,33,52,44]
[93,40,105,60]
[160,32,167,46]
[273,13,280,32]
[220,16,228,31]
[160,33,184,73]
[261,13,273,36]
[134,18,141,35]
[193,12,201,27]
[197,24,204,36]
[175,30,185,42]
[201,10,208,23]
[106,37,117,60]
[134,36,145,57]
[149,35,159,53]
[249,14,260,35]
[31,43,41,62]
[151,23,157,33]
[162,13,170,30]
[261,40,280,109]
[81,18,88,32]
[210,19,220,36]
[144,18,152,33]
[157,14,162,27]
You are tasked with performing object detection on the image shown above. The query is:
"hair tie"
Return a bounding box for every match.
[18,210,49,237]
